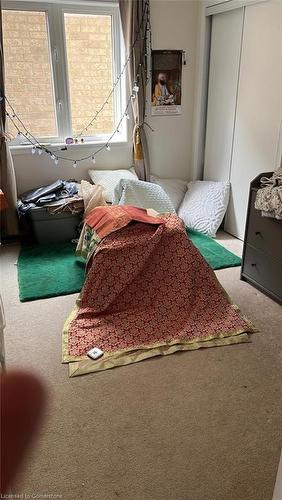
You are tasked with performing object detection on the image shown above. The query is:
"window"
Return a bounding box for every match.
[2,1,125,145]
[64,13,114,137]
[2,10,57,138]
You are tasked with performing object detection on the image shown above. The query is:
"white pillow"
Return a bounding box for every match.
[113,179,175,213]
[88,168,138,203]
[150,175,187,211]
[178,180,230,237]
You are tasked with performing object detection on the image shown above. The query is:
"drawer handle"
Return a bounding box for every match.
[251,263,257,267]
[255,231,261,236]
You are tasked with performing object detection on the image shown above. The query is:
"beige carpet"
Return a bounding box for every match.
[0,232,281,500]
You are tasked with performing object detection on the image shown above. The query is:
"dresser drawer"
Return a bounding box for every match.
[242,244,282,301]
[247,190,282,262]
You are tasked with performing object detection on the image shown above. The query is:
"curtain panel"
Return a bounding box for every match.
[119,0,151,181]
[0,2,19,238]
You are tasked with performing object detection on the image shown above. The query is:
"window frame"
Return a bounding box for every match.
[2,0,127,147]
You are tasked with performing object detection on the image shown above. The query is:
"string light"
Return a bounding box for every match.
[74,0,150,139]
[5,92,147,169]
[2,0,151,167]
[31,146,36,154]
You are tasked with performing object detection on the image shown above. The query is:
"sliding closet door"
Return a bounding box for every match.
[224,0,282,239]
[204,8,244,182]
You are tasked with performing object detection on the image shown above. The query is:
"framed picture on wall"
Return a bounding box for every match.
[151,50,183,116]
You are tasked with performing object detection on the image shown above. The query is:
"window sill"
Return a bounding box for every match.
[10,137,130,156]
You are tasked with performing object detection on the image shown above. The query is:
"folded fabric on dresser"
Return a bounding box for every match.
[255,167,282,219]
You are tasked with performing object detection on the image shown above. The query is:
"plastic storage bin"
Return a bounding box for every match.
[28,207,81,244]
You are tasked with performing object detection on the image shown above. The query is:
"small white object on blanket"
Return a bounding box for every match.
[150,175,187,211]
[113,179,175,213]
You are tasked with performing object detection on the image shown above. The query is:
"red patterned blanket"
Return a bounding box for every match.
[64,214,254,375]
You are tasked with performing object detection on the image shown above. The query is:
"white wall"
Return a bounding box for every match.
[146,0,200,180]
[11,0,200,194]
[12,143,132,194]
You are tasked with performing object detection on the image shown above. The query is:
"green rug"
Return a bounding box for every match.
[17,230,241,302]
[186,228,241,270]
[18,242,85,302]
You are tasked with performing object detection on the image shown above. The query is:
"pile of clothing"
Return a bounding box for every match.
[255,167,282,219]
[17,179,106,216]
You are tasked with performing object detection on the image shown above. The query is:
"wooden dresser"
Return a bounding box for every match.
[241,173,282,304]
